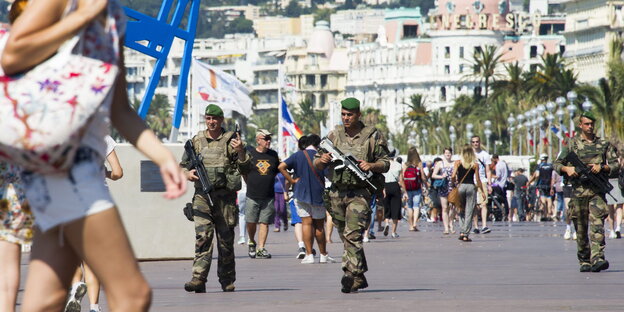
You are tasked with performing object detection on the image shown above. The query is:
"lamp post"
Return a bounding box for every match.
[507,115,516,155]
[466,123,474,141]
[567,91,578,138]
[524,121,531,155]
[516,114,525,155]
[422,128,429,155]
[449,125,456,153]
[484,120,492,151]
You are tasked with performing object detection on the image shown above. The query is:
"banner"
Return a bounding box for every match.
[191,58,252,117]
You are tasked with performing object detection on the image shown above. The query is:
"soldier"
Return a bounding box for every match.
[181,104,250,292]
[554,111,619,272]
[314,97,390,293]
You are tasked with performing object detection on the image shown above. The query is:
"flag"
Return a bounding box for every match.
[281,98,303,139]
[540,128,548,145]
[551,125,564,142]
[527,130,534,147]
[191,59,252,117]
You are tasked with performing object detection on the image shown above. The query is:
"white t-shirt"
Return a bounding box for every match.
[475,149,491,182]
[105,135,116,157]
[383,160,402,183]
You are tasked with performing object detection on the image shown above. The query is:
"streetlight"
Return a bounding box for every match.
[449,125,456,152]
[567,103,577,138]
[409,130,416,147]
[582,98,592,111]
[466,123,474,141]
[422,128,429,155]
[484,120,492,151]
[516,114,525,155]
[507,115,516,155]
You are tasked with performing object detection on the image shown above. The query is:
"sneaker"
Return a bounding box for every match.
[368,233,376,240]
[473,228,480,234]
[481,227,491,234]
[65,282,87,312]
[284,224,288,231]
[256,248,272,259]
[391,232,399,238]
[609,230,617,239]
[363,236,369,243]
[383,224,389,237]
[237,237,246,245]
[564,228,571,240]
[89,307,102,312]
[320,254,336,263]
[296,247,306,259]
[184,277,206,293]
[617,230,621,239]
[572,232,577,240]
[248,242,256,258]
[301,254,315,264]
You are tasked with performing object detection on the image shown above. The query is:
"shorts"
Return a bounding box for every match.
[245,196,274,224]
[406,189,422,209]
[20,147,115,233]
[476,182,488,205]
[538,186,552,198]
[563,186,573,198]
[289,200,302,225]
[295,199,326,219]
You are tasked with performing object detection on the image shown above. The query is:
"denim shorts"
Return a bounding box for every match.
[406,189,422,209]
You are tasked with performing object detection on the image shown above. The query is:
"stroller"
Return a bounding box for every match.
[487,192,506,222]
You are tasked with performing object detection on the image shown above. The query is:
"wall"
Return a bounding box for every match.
[107,144,195,260]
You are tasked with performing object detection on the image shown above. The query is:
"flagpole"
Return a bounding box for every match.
[188,60,193,140]
[278,63,284,159]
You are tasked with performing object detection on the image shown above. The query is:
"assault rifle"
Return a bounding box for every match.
[184,140,214,206]
[564,151,614,199]
[319,138,377,192]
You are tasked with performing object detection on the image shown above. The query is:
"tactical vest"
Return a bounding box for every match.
[328,124,385,193]
[191,130,242,192]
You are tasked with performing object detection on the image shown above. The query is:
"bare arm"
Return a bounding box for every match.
[110,42,185,199]
[278,162,298,185]
[2,0,108,75]
[431,162,444,179]
[105,150,123,181]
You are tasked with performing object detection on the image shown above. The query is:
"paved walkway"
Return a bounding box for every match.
[18,221,624,311]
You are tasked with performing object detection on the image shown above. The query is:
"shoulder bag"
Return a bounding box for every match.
[448,162,472,210]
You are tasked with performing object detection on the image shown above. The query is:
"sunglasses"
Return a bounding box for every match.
[261,136,272,141]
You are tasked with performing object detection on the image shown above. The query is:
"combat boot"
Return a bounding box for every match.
[340,273,355,293]
[579,263,591,272]
[184,277,206,293]
[591,259,609,272]
[351,274,368,292]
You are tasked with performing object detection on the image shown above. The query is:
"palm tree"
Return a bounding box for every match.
[464,45,504,100]
[292,98,327,136]
[490,61,528,109]
[247,109,278,146]
[401,94,429,130]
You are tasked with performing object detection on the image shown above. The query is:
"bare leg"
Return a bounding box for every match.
[258,223,269,249]
[0,241,21,312]
[301,217,314,255]
[391,218,398,234]
[616,204,623,233]
[313,219,327,255]
[480,203,488,228]
[406,208,414,230]
[22,208,151,312]
[246,222,257,244]
[84,263,100,305]
[413,207,420,229]
[325,212,333,243]
[441,197,450,232]
[294,223,303,243]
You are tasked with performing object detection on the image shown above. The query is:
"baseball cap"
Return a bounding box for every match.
[256,129,272,137]
[540,153,548,160]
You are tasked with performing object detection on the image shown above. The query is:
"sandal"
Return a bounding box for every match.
[461,236,472,242]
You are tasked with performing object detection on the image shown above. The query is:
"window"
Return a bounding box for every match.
[459,46,464,58]
[445,46,450,59]
[320,75,327,88]
[459,64,465,73]
[444,65,450,74]
[474,46,483,55]
[530,45,538,58]
[403,25,418,38]
[306,74,315,86]
[559,45,565,54]
[441,87,447,101]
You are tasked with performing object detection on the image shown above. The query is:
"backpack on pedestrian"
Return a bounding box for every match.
[404,165,421,191]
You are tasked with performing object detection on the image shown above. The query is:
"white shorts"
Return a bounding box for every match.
[20,147,115,232]
[295,199,326,220]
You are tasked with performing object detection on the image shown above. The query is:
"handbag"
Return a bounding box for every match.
[0,7,119,173]
[448,163,472,210]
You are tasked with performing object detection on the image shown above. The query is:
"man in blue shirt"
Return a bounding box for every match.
[278,134,335,264]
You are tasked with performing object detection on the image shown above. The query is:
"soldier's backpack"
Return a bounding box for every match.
[403,165,421,191]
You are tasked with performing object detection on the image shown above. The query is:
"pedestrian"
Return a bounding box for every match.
[279,134,335,264]
[427,158,442,223]
[244,129,280,259]
[65,136,123,312]
[3,1,187,310]
[180,104,250,293]
[512,168,529,222]
[273,172,288,232]
[237,179,247,245]
[314,97,389,293]
[528,154,555,221]
[452,144,485,242]
[401,146,427,231]
[470,136,492,234]
[491,154,511,221]
[382,151,403,238]
[554,111,619,272]
[431,148,456,234]
[290,135,309,258]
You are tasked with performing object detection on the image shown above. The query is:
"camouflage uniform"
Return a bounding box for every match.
[180,129,250,291]
[554,134,619,268]
[318,121,389,291]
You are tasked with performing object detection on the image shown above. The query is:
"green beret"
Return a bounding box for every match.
[205,104,223,117]
[580,110,596,122]
[341,97,360,110]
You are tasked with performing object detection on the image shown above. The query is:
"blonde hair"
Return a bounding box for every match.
[459,144,476,169]
[406,146,421,166]
[8,0,28,24]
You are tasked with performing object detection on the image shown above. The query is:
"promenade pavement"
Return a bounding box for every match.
[18,221,624,311]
